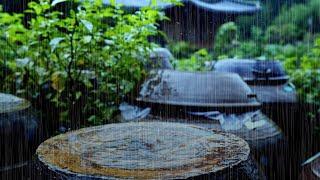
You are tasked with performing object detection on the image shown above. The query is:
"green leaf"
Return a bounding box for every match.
[51,71,66,93]
[49,37,64,52]
[51,0,67,6]
[81,19,93,33]
[76,91,82,100]
[16,58,30,67]
[88,115,96,123]
[83,35,92,43]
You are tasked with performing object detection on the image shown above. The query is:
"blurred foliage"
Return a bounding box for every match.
[213,22,238,58]
[285,11,320,135]
[236,0,293,38]
[0,11,23,92]
[174,49,212,72]
[168,41,198,59]
[265,24,302,44]
[291,38,320,106]
[237,0,320,41]
[0,0,167,128]
[234,41,262,59]
[274,0,320,33]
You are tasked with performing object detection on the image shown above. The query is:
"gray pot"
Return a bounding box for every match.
[0,93,40,172]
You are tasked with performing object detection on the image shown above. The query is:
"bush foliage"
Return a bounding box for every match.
[0,0,167,128]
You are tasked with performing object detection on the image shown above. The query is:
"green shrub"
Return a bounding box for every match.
[0,0,167,128]
[265,24,302,44]
[213,22,238,58]
[0,11,24,92]
[168,41,198,59]
[235,0,299,38]
[274,44,308,73]
[274,0,320,34]
[175,49,212,72]
[233,41,262,59]
[214,26,263,59]
[292,70,320,105]
[274,4,310,29]
[290,37,320,109]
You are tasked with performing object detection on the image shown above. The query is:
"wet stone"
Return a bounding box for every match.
[37,122,250,179]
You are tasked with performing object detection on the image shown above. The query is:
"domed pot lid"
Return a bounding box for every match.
[189,0,261,14]
[37,122,250,179]
[137,70,260,110]
[214,59,289,84]
[214,59,297,103]
[0,93,31,113]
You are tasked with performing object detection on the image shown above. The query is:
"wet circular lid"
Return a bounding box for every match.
[37,122,250,179]
[0,93,31,113]
[214,59,288,83]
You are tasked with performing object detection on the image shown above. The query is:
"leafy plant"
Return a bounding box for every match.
[213,22,238,58]
[233,41,262,59]
[175,49,212,71]
[0,8,26,92]
[274,0,320,34]
[168,41,198,59]
[214,24,263,59]
[289,37,320,120]
[265,24,302,44]
[0,0,168,128]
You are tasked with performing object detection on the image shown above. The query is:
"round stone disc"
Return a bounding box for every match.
[37,122,250,179]
[0,93,31,113]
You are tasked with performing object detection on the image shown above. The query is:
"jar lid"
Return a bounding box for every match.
[0,93,31,113]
